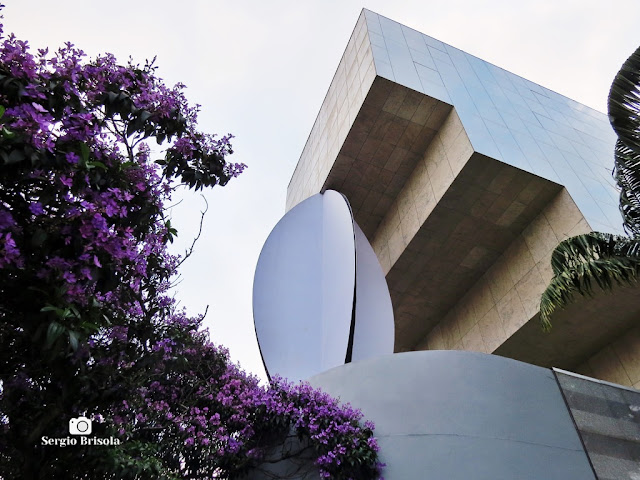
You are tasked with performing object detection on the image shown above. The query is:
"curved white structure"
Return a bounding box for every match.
[352,223,394,361]
[247,351,599,479]
[253,190,394,381]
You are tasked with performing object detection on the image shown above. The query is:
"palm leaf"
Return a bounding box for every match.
[614,138,640,236]
[609,45,640,155]
[539,46,640,331]
[540,232,640,331]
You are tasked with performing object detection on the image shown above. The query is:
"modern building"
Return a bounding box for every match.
[287,9,640,389]
[256,9,640,480]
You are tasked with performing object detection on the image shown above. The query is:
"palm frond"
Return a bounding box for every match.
[609,45,640,155]
[540,46,640,331]
[614,138,640,236]
[540,232,640,331]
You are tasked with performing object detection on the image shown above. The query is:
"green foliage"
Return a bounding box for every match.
[609,46,640,156]
[613,139,640,236]
[0,14,381,480]
[540,45,640,329]
[540,232,640,330]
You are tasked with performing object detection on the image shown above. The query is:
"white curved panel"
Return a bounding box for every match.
[320,191,357,370]
[351,222,395,361]
[252,191,355,381]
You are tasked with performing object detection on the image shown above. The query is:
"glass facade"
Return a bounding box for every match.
[364,9,622,234]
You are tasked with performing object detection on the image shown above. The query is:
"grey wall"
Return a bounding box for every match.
[309,351,595,479]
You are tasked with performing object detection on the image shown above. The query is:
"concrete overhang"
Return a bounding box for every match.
[321,77,452,239]
[385,149,562,351]
[302,75,563,352]
[286,9,623,366]
[496,284,640,370]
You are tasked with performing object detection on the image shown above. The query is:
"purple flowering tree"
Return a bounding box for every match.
[0,11,382,480]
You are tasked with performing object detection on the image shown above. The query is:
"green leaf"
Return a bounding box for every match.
[5,149,25,164]
[539,232,640,330]
[41,304,78,321]
[41,305,63,314]
[140,110,152,123]
[86,160,107,170]
[80,142,90,163]
[614,139,640,235]
[1,127,15,139]
[126,119,138,137]
[609,45,640,155]
[106,91,119,104]
[68,330,79,351]
[45,321,65,349]
[79,321,99,332]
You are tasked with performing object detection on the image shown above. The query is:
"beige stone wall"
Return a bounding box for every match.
[414,189,590,353]
[371,109,472,274]
[286,12,376,212]
[575,326,640,389]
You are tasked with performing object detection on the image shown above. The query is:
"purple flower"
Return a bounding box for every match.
[0,233,23,268]
[0,210,15,230]
[110,326,128,343]
[0,25,382,479]
[28,202,44,215]
[62,271,76,284]
[59,175,73,187]
[65,152,79,164]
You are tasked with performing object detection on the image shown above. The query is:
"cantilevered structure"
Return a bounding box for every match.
[253,9,640,479]
[286,10,640,388]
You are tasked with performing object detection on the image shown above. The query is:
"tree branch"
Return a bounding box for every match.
[176,195,208,268]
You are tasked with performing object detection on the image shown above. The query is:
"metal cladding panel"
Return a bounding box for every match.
[320,192,357,370]
[352,222,394,361]
[309,351,596,479]
[253,191,355,382]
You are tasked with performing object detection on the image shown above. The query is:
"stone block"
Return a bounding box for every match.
[478,307,506,353]
[612,325,640,386]
[486,258,514,305]
[505,236,537,286]
[462,324,487,353]
[497,288,527,338]
[588,346,632,387]
[515,266,547,320]
[523,214,559,264]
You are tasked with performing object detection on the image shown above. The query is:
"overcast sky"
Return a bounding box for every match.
[7,0,640,380]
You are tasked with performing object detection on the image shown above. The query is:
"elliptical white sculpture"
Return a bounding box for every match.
[253,190,394,382]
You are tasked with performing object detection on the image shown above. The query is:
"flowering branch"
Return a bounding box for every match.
[0,8,382,480]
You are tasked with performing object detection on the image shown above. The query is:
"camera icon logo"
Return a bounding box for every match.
[69,417,92,435]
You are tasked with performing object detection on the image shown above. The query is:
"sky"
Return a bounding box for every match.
[7,0,640,380]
